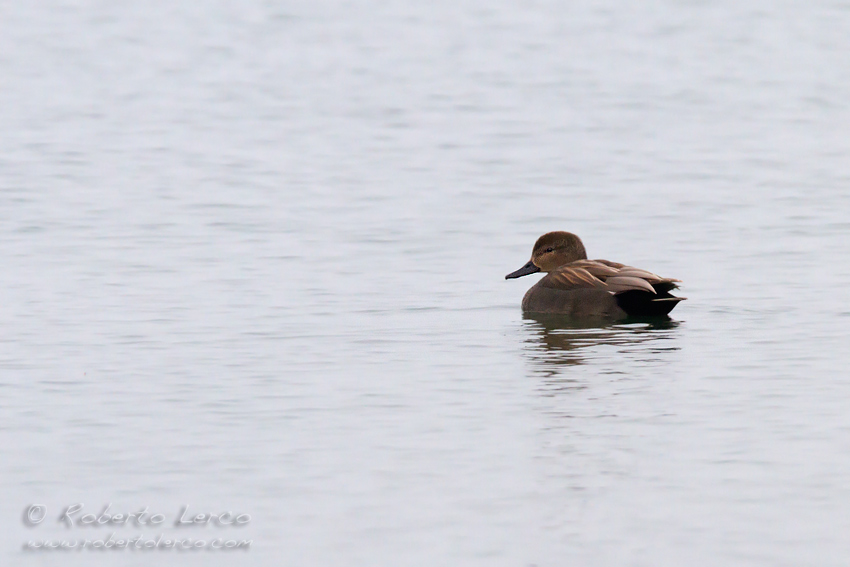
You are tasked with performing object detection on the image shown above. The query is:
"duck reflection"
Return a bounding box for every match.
[521,313,680,379]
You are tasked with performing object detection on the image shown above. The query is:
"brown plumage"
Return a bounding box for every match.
[505,231,686,318]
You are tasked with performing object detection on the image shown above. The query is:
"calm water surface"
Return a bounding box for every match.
[1,1,849,565]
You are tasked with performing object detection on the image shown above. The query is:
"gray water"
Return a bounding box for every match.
[2,1,850,565]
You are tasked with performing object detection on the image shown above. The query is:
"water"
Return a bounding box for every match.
[2,1,849,565]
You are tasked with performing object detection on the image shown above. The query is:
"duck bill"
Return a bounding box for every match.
[505,260,540,279]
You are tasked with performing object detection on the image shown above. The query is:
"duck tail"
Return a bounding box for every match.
[614,283,686,317]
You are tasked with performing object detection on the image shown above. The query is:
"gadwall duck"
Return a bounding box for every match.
[506,231,685,318]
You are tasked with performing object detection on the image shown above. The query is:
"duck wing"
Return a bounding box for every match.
[539,259,681,295]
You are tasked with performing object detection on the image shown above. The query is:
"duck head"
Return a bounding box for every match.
[505,231,588,279]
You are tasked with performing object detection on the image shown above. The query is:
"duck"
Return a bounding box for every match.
[505,231,685,318]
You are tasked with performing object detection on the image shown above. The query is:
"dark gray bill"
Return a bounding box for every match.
[505,260,540,279]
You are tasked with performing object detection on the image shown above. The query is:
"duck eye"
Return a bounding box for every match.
[545,247,554,253]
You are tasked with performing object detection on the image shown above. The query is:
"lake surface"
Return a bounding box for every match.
[2,1,849,565]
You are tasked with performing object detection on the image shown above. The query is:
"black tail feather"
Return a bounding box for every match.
[614,284,686,317]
